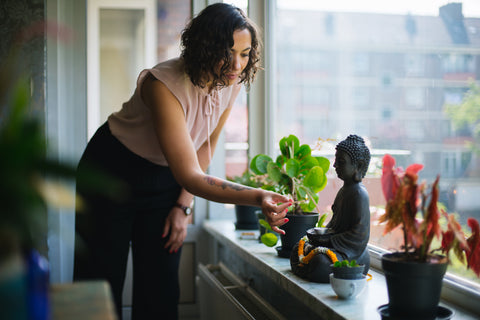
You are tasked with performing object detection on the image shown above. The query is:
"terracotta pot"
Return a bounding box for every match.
[381,252,448,320]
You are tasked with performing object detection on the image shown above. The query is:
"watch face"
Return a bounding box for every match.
[184,207,192,215]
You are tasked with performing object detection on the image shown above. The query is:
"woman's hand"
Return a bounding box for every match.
[261,191,292,235]
[163,207,190,253]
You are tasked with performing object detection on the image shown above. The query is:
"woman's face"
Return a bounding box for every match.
[218,28,252,86]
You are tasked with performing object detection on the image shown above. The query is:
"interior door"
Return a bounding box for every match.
[87,0,156,139]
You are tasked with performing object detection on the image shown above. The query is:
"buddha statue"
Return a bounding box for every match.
[290,134,371,283]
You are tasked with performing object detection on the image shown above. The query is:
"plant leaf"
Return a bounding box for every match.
[275,155,286,167]
[250,154,272,175]
[300,155,319,171]
[315,156,330,174]
[319,158,331,175]
[406,163,424,176]
[279,135,299,158]
[423,176,441,253]
[266,162,283,182]
[466,218,480,277]
[304,166,325,192]
[317,213,328,227]
[258,219,273,231]
[303,200,316,212]
[286,159,300,178]
[381,154,397,202]
[295,144,311,159]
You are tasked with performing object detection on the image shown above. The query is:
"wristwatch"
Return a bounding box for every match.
[175,202,192,216]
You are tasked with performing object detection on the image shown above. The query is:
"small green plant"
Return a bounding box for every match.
[250,134,330,214]
[316,212,329,228]
[333,260,360,268]
[258,219,279,247]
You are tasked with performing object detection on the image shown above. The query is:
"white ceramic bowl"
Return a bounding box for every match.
[329,273,367,299]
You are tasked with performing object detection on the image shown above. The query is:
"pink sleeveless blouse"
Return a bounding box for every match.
[108,58,242,166]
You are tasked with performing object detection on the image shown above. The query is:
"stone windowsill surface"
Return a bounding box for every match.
[202,220,477,320]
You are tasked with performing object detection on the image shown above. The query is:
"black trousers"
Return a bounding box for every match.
[74,122,182,320]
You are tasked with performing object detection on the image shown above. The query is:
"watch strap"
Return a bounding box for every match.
[174,202,192,215]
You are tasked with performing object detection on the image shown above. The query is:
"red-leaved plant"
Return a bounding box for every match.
[379,154,480,276]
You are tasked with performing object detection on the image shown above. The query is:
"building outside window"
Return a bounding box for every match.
[272,0,480,290]
[221,0,480,293]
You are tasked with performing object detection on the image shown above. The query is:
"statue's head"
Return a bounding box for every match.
[335,135,371,182]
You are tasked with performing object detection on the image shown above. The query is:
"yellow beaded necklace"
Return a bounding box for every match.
[297,236,339,265]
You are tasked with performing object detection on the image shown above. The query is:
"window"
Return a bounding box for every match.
[225,86,249,177]
[442,54,475,73]
[444,88,465,105]
[405,53,425,76]
[223,0,249,179]
[273,0,480,292]
[405,87,424,109]
[352,53,370,75]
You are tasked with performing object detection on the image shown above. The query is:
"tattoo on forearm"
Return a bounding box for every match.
[204,176,249,191]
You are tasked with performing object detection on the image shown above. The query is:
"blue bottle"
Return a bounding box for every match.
[26,250,50,320]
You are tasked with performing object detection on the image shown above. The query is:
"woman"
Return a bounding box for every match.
[74,3,291,319]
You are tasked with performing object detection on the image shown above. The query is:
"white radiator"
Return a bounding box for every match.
[197,263,286,320]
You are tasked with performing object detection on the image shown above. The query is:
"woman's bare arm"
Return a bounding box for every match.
[142,75,291,231]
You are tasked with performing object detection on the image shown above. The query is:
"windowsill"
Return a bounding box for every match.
[202,220,478,320]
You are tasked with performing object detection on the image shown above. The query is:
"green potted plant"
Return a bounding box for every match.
[378,154,480,319]
[331,259,365,280]
[227,169,263,230]
[329,259,369,299]
[250,134,330,257]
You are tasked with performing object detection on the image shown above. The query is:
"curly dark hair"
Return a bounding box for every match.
[180,3,262,90]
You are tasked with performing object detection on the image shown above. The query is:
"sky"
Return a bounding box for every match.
[276,0,480,18]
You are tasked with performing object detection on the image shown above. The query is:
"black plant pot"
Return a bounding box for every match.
[277,213,319,258]
[381,252,449,320]
[235,205,261,230]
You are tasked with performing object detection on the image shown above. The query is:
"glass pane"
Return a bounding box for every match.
[224,0,249,179]
[274,0,480,287]
[225,86,249,178]
[156,0,191,62]
[100,9,145,124]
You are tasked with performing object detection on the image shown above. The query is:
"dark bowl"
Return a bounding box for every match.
[306,227,333,246]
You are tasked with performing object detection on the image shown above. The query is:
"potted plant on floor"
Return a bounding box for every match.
[250,134,330,257]
[378,154,480,319]
[227,170,263,230]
